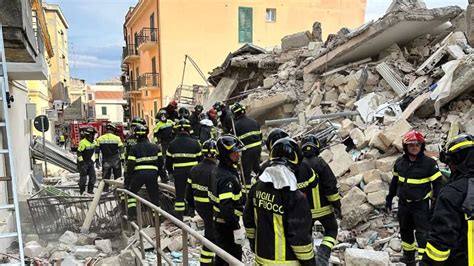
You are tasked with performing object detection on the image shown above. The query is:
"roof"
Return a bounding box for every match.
[96,77,122,85]
[43,3,69,29]
[95,91,124,100]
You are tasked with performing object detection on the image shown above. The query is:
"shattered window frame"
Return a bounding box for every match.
[266,8,276,22]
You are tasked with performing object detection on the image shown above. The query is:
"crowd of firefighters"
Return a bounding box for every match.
[74,99,473,266]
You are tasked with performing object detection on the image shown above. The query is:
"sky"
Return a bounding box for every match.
[47,0,468,85]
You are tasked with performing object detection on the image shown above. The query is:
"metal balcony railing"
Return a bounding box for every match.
[137,28,158,47]
[138,73,159,89]
[124,80,140,92]
[122,44,139,61]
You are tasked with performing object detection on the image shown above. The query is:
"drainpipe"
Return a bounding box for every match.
[156,0,164,109]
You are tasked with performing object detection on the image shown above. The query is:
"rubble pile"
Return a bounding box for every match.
[206,1,474,264]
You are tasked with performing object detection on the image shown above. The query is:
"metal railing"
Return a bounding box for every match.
[124,80,140,92]
[122,44,139,61]
[137,27,158,47]
[105,181,243,266]
[138,72,160,88]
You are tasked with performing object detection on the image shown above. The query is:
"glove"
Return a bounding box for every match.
[95,160,101,169]
[332,200,342,219]
[385,195,393,212]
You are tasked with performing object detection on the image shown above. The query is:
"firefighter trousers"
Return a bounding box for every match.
[214,222,242,265]
[127,170,160,219]
[398,198,430,256]
[242,146,262,192]
[78,160,96,194]
[102,157,122,192]
[313,214,338,252]
[196,203,215,265]
[173,171,188,220]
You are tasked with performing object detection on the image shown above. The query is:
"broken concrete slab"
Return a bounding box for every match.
[350,128,368,149]
[340,174,363,194]
[350,160,376,175]
[375,156,398,172]
[362,169,382,184]
[367,190,387,206]
[383,118,412,148]
[95,239,113,254]
[320,149,334,163]
[24,241,45,258]
[74,245,98,259]
[97,255,121,266]
[341,203,374,229]
[416,44,448,75]
[203,77,238,109]
[328,144,353,177]
[59,230,78,246]
[281,31,313,52]
[304,6,463,74]
[341,187,367,217]
[345,248,390,266]
[364,180,385,194]
[245,94,290,119]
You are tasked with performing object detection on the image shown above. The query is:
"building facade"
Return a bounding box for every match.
[121,0,367,122]
[43,3,70,115]
[89,79,127,123]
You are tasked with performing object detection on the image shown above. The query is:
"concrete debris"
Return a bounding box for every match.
[344,248,390,266]
[328,144,353,177]
[73,245,99,259]
[281,31,313,52]
[95,239,113,254]
[24,241,46,258]
[59,230,78,246]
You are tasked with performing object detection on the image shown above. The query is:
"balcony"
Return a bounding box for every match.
[124,80,141,94]
[137,73,159,90]
[122,44,139,63]
[137,28,158,51]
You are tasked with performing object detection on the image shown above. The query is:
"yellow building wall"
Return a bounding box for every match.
[158,0,366,104]
[27,80,54,141]
[45,6,70,92]
[125,0,162,122]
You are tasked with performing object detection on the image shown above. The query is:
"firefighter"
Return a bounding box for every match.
[177,107,191,121]
[59,133,66,148]
[300,134,341,265]
[207,108,219,127]
[260,128,290,170]
[386,130,443,265]
[243,137,315,265]
[213,102,232,133]
[77,127,97,195]
[166,118,202,220]
[197,113,218,143]
[185,139,218,265]
[164,100,179,121]
[153,109,175,155]
[95,123,125,192]
[209,135,245,265]
[124,117,146,158]
[421,134,474,266]
[230,102,262,193]
[189,104,204,137]
[125,124,165,218]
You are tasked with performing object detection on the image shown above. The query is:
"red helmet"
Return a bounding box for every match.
[403,130,425,145]
[170,100,178,108]
[208,108,217,119]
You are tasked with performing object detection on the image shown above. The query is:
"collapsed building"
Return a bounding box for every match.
[203,1,473,264]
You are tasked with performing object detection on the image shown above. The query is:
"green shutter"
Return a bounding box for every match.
[238,7,253,43]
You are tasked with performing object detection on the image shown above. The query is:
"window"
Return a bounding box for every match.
[238,7,253,43]
[266,8,276,22]
[88,94,92,101]
[101,106,107,115]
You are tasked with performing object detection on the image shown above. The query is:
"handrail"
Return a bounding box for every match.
[108,183,243,265]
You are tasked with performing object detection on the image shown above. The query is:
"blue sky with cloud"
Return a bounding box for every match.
[48,0,467,84]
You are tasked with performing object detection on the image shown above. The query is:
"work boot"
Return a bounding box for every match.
[315,245,331,266]
[400,251,416,266]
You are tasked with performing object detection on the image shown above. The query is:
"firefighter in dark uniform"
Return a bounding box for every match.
[153,109,175,155]
[177,107,191,120]
[95,123,124,192]
[189,104,204,138]
[243,137,315,265]
[185,139,218,265]
[164,100,179,121]
[213,102,232,133]
[230,102,262,193]
[77,127,97,195]
[209,135,245,265]
[422,134,474,266]
[386,130,443,265]
[124,117,146,158]
[166,118,202,220]
[125,124,165,218]
[260,128,290,170]
[300,135,341,265]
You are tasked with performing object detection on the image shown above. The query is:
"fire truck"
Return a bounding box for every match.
[69,120,125,151]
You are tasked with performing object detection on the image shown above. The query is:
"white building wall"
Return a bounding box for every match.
[95,101,125,123]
